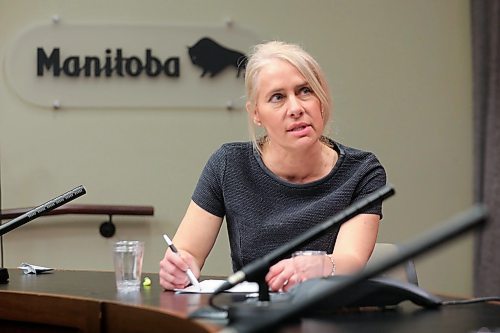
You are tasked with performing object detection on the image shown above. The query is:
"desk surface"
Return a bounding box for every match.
[0,269,221,333]
[1,269,500,333]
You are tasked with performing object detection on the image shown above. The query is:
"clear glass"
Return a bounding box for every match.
[292,250,326,282]
[113,241,144,292]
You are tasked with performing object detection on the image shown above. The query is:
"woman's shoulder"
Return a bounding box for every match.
[207,141,254,165]
[219,141,253,152]
[333,140,382,165]
[330,140,386,189]
[212,141,253,158]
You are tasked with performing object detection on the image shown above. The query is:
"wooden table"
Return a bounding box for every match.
[1,269,500,333]
[0,269,219,333]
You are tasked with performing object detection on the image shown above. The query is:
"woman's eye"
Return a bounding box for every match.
[300,86,312,95]
[269,94,283,103]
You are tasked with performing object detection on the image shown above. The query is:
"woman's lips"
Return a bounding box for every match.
[289,125,307,132]
[287,122,310,132]
[287,124,311,136]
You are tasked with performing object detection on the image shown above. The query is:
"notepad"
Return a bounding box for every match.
[175,279,259,293]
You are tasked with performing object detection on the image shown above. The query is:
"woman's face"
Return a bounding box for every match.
[249,59,324,151]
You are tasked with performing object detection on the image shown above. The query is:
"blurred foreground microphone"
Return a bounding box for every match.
[0,185,86,283]
[213,184,395,296]
[221,204,488,333]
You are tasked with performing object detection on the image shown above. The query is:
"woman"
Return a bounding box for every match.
[159,41,386,292]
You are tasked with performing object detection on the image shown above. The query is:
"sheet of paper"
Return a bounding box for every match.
[18,263,54,275]
[175,279,259,294]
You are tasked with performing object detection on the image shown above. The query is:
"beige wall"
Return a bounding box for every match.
[0,0,474,296]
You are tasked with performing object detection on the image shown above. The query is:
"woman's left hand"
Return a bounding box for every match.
[265,258,301,292]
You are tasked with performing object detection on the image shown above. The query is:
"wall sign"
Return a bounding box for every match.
[4,22,259,109]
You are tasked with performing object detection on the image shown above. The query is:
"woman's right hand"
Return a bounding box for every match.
[158,201,223,290]
[159,248,200,290]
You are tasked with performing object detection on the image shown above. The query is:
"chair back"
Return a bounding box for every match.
[366,243,419,285]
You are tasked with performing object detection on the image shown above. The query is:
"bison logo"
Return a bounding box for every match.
[188,37,247,78]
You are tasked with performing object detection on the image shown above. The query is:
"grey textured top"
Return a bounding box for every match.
[192,139,387,272]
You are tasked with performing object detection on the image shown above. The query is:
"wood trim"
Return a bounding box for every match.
[0,291,217,333]
[0,204,154,220]
[103,302,218,333]
[0,291,101,333]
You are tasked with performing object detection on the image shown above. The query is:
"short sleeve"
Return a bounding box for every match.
[191,146,227,217]
[354,154,387,218]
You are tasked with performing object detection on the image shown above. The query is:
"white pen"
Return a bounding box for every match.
[162,234,201,290]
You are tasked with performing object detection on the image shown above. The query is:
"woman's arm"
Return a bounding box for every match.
[265,213,380,292]
[328,213,380,275]
[159,200,223,290]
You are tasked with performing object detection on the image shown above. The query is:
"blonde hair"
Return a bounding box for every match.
[244,41,332,152]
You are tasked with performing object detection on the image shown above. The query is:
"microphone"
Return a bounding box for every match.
[0,185,87,283]
[0,185,86,236]
[222,204,488,333]
[213,184,395,295]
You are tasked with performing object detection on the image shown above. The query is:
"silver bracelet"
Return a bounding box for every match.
[327,255,336,276]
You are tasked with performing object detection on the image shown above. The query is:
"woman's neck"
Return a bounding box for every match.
[261,139,337,184]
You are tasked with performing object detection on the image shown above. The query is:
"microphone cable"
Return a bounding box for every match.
[208,291,230,311]
[441,296,500,306]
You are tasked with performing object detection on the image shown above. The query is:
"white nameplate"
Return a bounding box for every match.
[4,22,260,109]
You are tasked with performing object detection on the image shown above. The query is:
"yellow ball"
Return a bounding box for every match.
[142,276,152,286]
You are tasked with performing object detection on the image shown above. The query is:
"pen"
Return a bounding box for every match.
[162,234,201,290]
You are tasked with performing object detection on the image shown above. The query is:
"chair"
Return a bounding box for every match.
[366,243,419,285]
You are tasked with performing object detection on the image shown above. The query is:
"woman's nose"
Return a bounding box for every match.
[287,96,304,117]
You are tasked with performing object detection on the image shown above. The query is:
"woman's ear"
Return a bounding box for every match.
[246,101,261,126]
